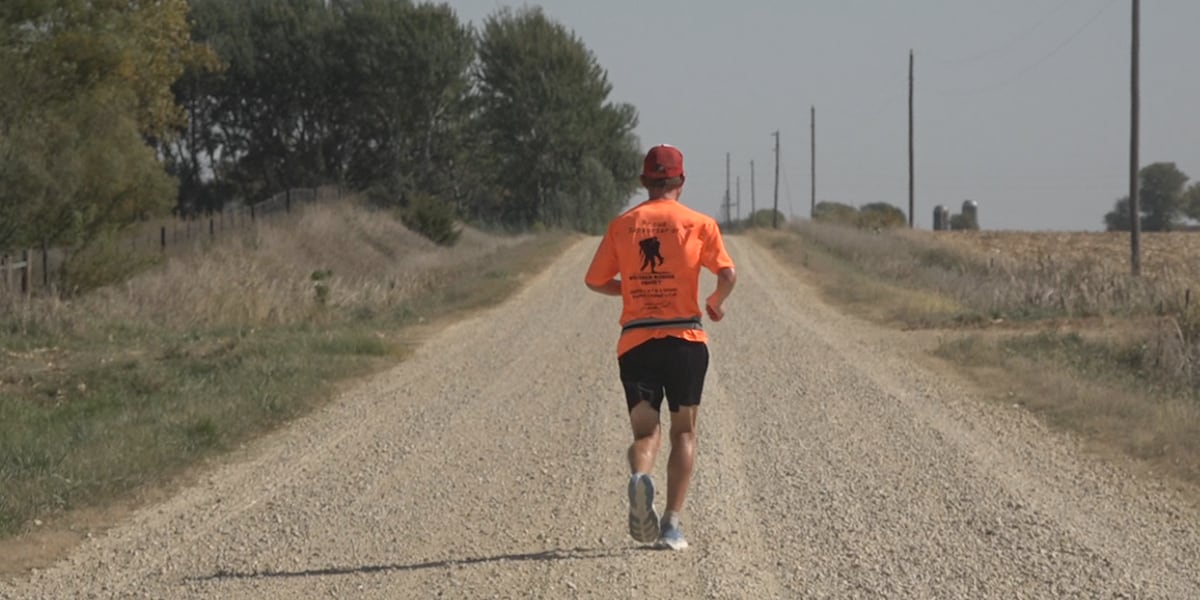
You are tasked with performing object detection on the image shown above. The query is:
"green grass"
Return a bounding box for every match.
[0,230,576,539]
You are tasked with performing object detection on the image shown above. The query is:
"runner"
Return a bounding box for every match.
[584,144,737,550]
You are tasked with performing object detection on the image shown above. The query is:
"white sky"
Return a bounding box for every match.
[444,1,1200,231]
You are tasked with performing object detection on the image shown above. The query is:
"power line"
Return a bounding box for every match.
[936,0,1120,97]
[935,0,1076,67]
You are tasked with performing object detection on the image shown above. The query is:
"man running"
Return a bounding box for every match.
[584,144,737,550]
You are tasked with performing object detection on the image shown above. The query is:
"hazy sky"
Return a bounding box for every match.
[444,1,1199,231]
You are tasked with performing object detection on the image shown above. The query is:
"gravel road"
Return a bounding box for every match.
[4,236,1200,599]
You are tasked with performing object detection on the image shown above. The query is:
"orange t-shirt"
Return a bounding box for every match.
[585,198,735,357]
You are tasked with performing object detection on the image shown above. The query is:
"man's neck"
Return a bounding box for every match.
[647,190,681,202]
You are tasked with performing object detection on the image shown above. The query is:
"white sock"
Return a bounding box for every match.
[663,510,681,526]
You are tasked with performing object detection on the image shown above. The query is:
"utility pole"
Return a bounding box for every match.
[1129,0,1141,276]
[908,49,915,228]
[750,160,756,224]
[725,152,732,228]
[811,105,816,217]
[772,131,781,228]
[736,175,741,224]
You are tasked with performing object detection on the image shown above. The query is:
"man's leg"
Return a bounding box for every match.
[627,400,661,473]
[626,400,663,544]
[655,405,698,550]
[665,405,698,512]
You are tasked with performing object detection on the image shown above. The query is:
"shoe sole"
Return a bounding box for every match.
[658,534,689,551]
[627,474,660,543]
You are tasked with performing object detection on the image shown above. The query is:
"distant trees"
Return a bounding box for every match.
[746,209,786,228]
[1104,163,1193,231]
[812,201,906,229]
[167,0,639,235]
[3,0,644,256]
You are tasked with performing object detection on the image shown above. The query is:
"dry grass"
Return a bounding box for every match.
[0,198,573,540]
[757,222,1200,491]
[5,201,517,334]
[918,230,1200,316]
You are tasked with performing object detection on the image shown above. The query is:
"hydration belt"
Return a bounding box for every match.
[621,316,703,334]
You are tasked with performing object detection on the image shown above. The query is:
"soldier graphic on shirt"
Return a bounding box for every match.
[638,236,665,273]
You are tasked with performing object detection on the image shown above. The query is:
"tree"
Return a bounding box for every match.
[1104,197,1132,231]
[858,202,906,229]
[812,201,858,225]
[0,0,212,253]
[1182,182,1200,222]
[333,0,475,198]
[1104,162,1190,231]
[474,6,640,231]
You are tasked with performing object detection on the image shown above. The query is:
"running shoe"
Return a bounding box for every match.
[627,473,660,543]
[658,514,688,550]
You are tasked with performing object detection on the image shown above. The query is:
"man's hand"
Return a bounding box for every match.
[706,267,736,322]
[706,295,725,322]
[586,278,623,296]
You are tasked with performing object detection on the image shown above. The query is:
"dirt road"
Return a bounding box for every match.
[4,236,1200,598]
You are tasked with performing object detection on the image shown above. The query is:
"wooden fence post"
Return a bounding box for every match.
[41,241,49,289]
[1,254,7,291]
[20,249,29,295]
[209,217,215,240]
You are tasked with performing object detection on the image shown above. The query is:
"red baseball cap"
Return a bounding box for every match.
[642,144,684,180]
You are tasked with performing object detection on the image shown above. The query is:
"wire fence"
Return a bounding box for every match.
[0,186,342,298]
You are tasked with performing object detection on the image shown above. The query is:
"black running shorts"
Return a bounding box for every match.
[617,337,710,413]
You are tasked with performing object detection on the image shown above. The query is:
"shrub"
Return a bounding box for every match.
[402,192,461,246]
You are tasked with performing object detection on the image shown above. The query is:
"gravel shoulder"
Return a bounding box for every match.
[3,236,1199,599]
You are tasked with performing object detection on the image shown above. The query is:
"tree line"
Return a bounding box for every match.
[1104,163,1200,231]
[1,0,641,257]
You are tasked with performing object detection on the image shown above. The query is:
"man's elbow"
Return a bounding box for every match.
[584,277,605,293]
[718,267,737,286]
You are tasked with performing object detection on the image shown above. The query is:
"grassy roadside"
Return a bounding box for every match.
[753,224,1200,489]
[0,201,577,546]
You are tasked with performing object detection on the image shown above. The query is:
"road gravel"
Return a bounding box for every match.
[3,236,1200,599]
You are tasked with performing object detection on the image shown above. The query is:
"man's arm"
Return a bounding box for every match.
[587,278,622,296]
[705,267,736,321]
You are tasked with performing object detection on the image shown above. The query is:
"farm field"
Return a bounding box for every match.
[916,229,1200,279]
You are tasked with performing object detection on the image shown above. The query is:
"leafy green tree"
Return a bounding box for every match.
[333,0,475,199]
[1104,162,1190,231]
[178,0,478,214]
[474,6,640,231]
[0,0,210,253]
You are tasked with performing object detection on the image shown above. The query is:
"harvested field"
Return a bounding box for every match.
[915,230,1200,282]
